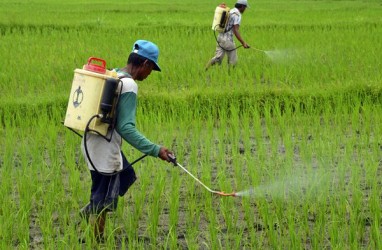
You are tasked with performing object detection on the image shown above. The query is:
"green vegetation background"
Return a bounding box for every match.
[0,0,381,119]
[0,1,381,248]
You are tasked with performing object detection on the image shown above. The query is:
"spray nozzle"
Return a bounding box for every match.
[167,154,177,166]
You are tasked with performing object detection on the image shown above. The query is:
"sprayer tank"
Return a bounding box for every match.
[64,58,119,136]
[212,4,230,33]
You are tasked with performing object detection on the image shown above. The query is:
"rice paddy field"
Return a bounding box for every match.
[1,0,382,249]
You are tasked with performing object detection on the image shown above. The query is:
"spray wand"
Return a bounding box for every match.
[250,47,266,53]
[167,154,237,197]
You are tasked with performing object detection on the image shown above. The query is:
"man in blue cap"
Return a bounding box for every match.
[80,40,173,240]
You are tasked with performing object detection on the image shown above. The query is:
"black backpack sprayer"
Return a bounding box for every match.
[64,57,242,197]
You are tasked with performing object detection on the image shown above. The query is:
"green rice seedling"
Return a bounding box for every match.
[146,162,166,245]
[164,168,181,249]
[0,0,381,248]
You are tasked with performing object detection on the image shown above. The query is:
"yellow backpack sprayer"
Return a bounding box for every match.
[64,57,147,175]
[212,3,230,33]
[64,57,120,137]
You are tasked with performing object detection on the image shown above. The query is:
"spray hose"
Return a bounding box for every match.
[167,154,237,197]
[213,24,243,52]
[212,25,273,55]
[82,114,148,176]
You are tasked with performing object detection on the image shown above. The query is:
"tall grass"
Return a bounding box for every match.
[0,0,381,248]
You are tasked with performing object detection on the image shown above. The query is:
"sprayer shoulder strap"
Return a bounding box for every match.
[224,12,239,33]
[118,74,131,80]
[114,68,132,80]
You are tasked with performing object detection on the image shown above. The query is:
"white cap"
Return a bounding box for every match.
[236,0,249,7]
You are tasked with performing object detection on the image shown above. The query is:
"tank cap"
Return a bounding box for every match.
[83,57,107,74]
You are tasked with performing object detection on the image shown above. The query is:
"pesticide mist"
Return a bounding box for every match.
[263,48,302,64]
[235,169,331,200]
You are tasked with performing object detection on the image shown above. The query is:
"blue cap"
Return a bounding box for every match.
[132,40,161,71]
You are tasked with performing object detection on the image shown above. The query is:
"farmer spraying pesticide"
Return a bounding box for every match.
[78,40,174,240]
[205,0,250,70]
[64,39,244,242]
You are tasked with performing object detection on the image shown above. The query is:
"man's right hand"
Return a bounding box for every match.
[243,43,250,49]
[158,147,173,162]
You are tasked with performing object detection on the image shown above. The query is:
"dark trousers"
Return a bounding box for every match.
[89,152,137,214]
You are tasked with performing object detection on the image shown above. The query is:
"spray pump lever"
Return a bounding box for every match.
[167,154,177,166]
